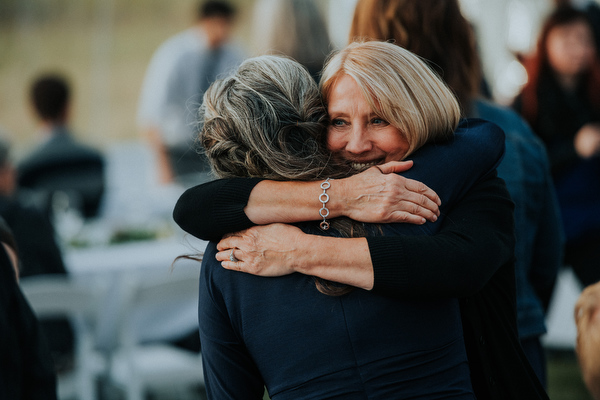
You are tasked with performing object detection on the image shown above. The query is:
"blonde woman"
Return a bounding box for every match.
[180,42,521,398]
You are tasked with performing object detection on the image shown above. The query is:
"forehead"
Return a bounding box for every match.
[550,20,593,38]
[327,74,378,112]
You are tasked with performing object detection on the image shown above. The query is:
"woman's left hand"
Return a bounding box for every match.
[216,224,304,276]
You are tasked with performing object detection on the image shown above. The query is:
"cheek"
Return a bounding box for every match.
[379,131,409,158]
[326,131,344,151]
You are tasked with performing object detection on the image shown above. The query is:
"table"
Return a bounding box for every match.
[64,235,207,350]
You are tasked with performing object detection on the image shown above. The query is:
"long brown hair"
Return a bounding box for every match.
[348,0,481,114]
[519,5,600,124]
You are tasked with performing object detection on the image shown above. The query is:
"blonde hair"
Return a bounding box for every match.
[348,0,481,112]
[320,41,461,157]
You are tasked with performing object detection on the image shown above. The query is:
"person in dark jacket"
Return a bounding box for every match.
[0,217,57,400]
[17,73,105,220]
[0,135,74,373]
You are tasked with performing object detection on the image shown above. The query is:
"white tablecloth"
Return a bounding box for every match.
[64,236,207,350]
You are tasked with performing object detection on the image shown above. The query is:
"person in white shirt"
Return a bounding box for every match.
[137,1,245,185]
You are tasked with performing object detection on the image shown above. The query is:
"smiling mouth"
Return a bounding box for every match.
[350,161,380,170]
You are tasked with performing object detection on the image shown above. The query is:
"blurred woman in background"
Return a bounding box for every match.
[514,5,600,288]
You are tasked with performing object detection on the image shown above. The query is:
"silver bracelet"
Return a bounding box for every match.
[319,178,331,230]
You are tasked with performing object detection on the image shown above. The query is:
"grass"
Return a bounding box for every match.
[547,349,593,400]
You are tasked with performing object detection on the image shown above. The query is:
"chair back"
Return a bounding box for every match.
[118,268,200,346]
[20,274,107,400]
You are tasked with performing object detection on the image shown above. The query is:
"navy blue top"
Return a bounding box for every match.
[473,99,563,339]
[198,119,505,399]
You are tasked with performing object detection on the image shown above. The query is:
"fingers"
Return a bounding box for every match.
[390,200,438,223]
[216,249,243,271]
[216,233,242,252]
[376,160,413,174]
[404,178,441,207]
[389,210,430,225]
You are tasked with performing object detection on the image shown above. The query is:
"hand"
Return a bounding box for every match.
[337,161,440,224]
[575,281,600,398]
[216,224,304,276]
[575,123,600,159]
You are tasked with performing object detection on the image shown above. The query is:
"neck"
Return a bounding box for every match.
[554,72,580,91]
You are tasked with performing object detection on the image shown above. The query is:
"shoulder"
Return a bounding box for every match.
[475,100,550,172]
[153,28,201,59]
[474,99,538,142]
[455,117,505,143]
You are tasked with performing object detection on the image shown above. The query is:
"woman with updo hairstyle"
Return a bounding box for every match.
[183,43,513,398]
[199,55,342,181]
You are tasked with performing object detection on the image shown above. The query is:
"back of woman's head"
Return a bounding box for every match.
[200,55,345,180]
[348,0,480,111]
[320,41,460,156]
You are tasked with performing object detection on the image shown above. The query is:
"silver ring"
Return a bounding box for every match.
[229,250,238,263]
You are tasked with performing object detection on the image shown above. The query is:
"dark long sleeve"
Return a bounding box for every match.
[0,247,57,400]
[173,177,263,241]
[369,173,515,299]
[173,118,504,242]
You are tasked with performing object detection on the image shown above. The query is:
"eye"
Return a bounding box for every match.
[330,118,346,127]
[371,117,388,125]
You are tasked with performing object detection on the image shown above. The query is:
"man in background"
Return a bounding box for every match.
[137,0,245,186]
[17,73,105,221]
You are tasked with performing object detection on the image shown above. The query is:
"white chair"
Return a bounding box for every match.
[20,275,107,400]
[107,267,204,400]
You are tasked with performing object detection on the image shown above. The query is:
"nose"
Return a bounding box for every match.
[345,126,372,155]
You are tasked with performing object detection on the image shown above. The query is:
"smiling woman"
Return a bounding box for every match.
[321,42,459,169]
[326,74,412,167]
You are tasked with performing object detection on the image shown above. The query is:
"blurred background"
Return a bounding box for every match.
[0,0,570,157]
[2,0,599,399]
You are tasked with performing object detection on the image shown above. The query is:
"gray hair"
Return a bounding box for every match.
[199,55,350,181]
[198,55,359,296]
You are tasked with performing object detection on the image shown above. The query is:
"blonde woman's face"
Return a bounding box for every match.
[326,74,409,170]
[547,20,596,78]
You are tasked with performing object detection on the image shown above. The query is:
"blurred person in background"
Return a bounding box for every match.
[349,0,564,388]
[137,0,245,186]
[575,279,600,399]
[0,135,74,374]
[17,73,105,221]
[250,0,331,81]
[0,216,57,399]
[513,5,600,289]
